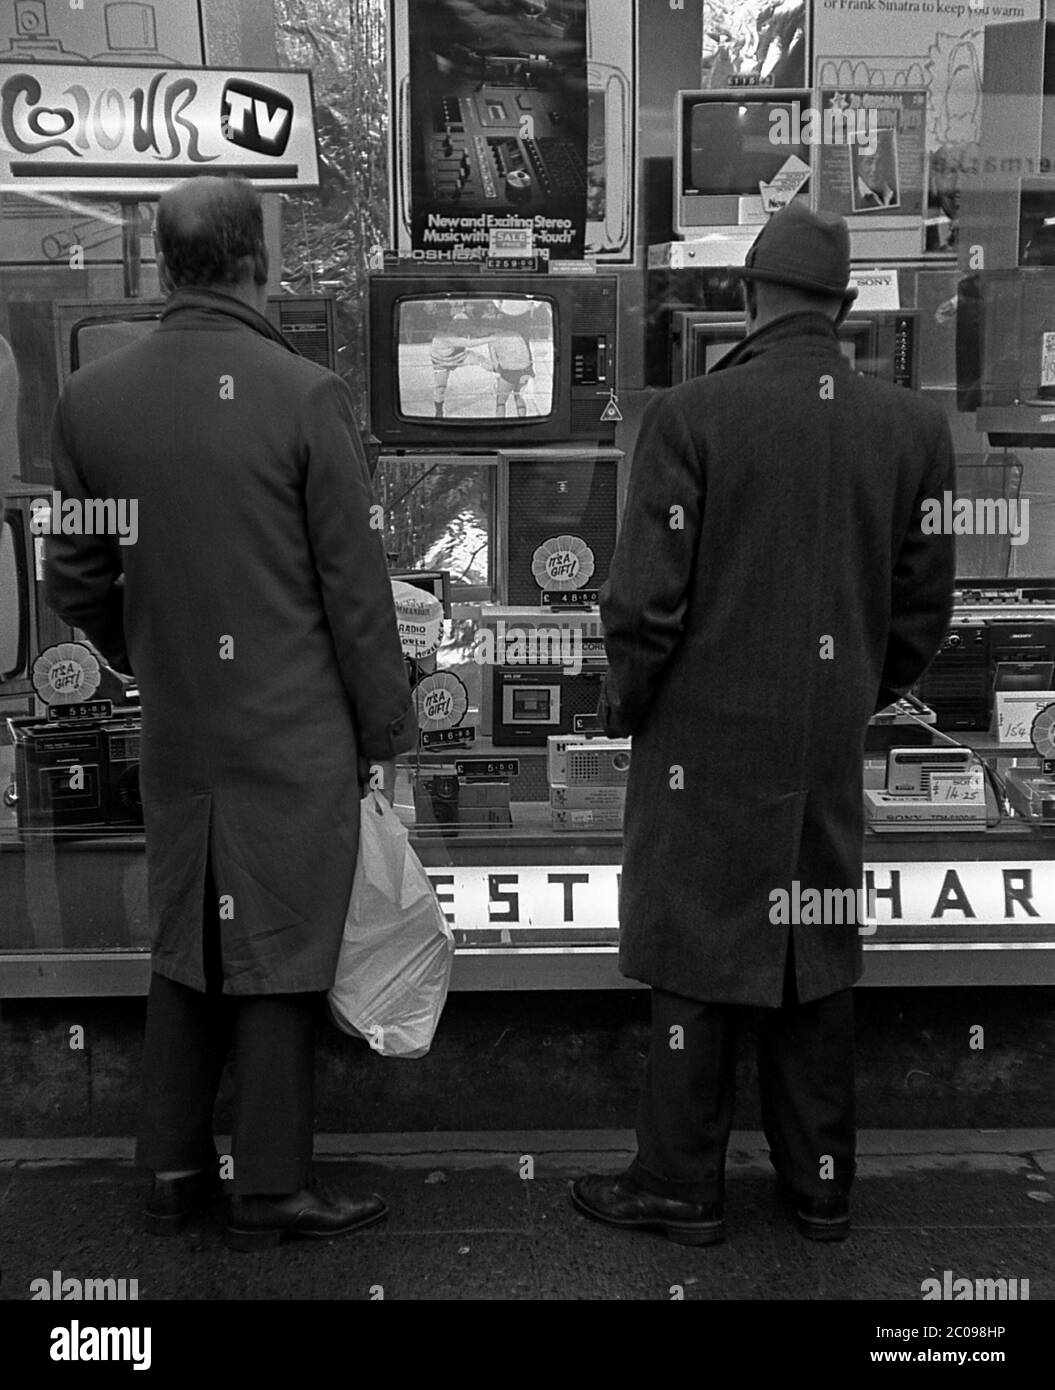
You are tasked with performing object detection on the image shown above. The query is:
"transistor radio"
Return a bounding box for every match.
[886,745,974,796]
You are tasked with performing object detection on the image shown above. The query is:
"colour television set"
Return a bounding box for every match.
[674,88,812,237]
[368,273,619,448]
[52,297,338,384]
[669,309,920,389]
[0,489,74,715]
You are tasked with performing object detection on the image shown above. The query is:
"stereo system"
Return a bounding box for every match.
[7,710,143,834]
[914,623,991,731]
[915,618,1055,731]
[491,662,606,746]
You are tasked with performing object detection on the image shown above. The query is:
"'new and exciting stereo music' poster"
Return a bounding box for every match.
[393,0,590,262]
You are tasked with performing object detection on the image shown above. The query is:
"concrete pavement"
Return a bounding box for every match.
[1,1130,1053,1301]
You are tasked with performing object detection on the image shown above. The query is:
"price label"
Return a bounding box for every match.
[420,725,476,749]
[542,590,599,608]
[488,226,534,258]
[47,700,112,722]
[929,768,984,803]
[455,758,520,779]
[996,692,1055,746]
[573,713,604,734]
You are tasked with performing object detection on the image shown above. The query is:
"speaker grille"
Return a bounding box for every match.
[274,299,336,371]
[505,457,619,605]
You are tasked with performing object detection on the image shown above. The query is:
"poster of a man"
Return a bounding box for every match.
[851,127,900,212]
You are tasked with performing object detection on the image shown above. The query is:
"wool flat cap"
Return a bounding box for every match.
[736,202,857,300]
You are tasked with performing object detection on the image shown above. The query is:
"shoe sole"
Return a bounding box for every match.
[143,1197,224,1237]
[225,1205,388,1252]
[796,1214,851,1243]
[568,1186,725,1247]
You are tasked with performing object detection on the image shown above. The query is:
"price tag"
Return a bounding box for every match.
[420,725,476,749]
[542,590,599,608]
[455,758,520,779]
[996,692,1055,746]
[573,713,604,734]
[486,254,544,272]
[47,700,112,722]
[488,226,535,259]
[929,768,984,803]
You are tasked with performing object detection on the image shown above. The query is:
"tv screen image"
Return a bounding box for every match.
[397,296,556,423]
[700,336,856,373]
[687,98,807,196]
[0,506,28,686]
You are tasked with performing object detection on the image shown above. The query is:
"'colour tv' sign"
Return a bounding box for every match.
[0,65,319,195]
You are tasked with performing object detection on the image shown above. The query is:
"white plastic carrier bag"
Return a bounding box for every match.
[327,790,455,1059]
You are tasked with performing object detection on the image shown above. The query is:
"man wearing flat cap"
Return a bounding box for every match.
[573,202,956,1245]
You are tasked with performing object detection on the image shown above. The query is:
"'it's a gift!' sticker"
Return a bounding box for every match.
[416,671,469,732]
[531,535,595,592]
[32,642,101,706]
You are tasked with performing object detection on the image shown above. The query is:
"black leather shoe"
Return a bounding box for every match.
[775,1180,851,1242]
[226,1175,388,1251]
[794,1194,850,1242]
[144,1168,224,1236]
[570,1173,725,1246]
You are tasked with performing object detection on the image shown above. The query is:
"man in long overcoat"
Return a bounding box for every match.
[572,204,956,1245]
[45,177,416,1250]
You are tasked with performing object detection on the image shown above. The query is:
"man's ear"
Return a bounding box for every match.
[157,251,175,297]
[253,243,270,287]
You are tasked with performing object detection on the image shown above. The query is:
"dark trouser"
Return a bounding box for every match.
[628,945,855,1205]
[135,860,322,1195]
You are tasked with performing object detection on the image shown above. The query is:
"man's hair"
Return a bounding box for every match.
[156,177,267,290]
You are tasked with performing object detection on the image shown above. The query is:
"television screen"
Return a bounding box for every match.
[684,97,808,197]
[72,315,161,372]
[374,454,495,601]
[396,296,556,424]
[696,329,857,376]
[0,510,26,682]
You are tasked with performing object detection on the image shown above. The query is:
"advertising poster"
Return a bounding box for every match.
[392,0,593,262]
[701,0,809,89]
[814,87,928,231]
[813,2,1043,248]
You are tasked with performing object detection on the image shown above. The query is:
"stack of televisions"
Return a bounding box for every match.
[368,263,629,834]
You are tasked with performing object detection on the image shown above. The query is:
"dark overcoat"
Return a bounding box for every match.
[45,289,416,994]
[600,313,956,1007]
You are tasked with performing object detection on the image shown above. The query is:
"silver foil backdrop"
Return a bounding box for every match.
[276,0,390,421]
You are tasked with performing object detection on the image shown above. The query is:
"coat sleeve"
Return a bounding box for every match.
[301,373,418,760]
[43,389,132,674]
[875,407,957,711]
[599,392,703,736]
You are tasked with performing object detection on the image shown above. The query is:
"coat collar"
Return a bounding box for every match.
[159,287,299,354]
[710,311,844,374]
